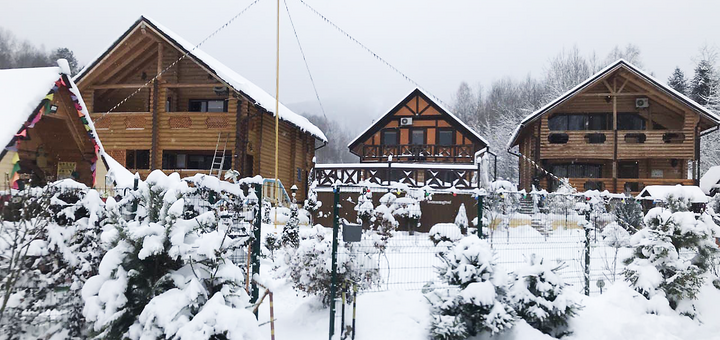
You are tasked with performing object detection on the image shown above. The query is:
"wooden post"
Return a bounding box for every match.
[234,98,245,173]
[151,80,159,170]
[612,77,618,193]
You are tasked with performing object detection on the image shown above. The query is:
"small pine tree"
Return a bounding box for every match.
[612,198,644,233]
[264,232,280,260]
[623,194,719,318]
[668,66,689,95]
[354,190,374,228]
[454,203,468,234]
[281,203,300,248]
[509,255,581,337]
[427,235,514,339]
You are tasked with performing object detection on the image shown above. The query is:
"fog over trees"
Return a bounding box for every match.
[0,27,79,74]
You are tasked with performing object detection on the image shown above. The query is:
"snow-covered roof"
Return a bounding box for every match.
[75,16,327,142]
[347,88,488,150]
[0,66,63,149]
[637,185,709,203]
[508,59,720,148]
[700,166,720,195]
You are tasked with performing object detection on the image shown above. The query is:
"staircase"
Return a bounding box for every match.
[209,133,229,178]
[518,196,535,215]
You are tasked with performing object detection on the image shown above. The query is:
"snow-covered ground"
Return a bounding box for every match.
[254,222,720,340]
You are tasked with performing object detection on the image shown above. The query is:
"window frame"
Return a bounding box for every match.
[126,150,150,169]
[436,128,455,146]
[410,128,426,145]
[381,129,399,146]
[188,99,229,113]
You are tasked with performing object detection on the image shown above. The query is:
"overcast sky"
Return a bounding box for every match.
[3,0,720,132]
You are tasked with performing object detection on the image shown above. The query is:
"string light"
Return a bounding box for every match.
[297,0,448,107]
[94,0,263,124]
[283,0,328,122]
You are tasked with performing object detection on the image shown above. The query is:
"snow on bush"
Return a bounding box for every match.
[623,195,719,319]
[0,184,105,339]
[612,197,644,233]
[285,226,381,306]
[426,235,514,339]
[371,193,399,252]
[509,255,581,337]
[429,223,463,246]
[354,189,374,227]
[82,171,259,340]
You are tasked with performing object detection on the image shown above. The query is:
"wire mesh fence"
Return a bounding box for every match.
[329,185,637,296]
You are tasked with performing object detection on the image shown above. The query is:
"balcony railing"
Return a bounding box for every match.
[313,163,479,189]
[361,144,474,162]
[565,177,694,194]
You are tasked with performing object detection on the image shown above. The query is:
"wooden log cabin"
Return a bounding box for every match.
[74,16,327,200]
[508,59,720,194]
[0,59,115,189]
[314,88,488,189]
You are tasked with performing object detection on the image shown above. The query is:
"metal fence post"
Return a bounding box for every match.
[584,221,591,296]
[329,186,340,340]
[251,183,262,318]
[477,195,484,238]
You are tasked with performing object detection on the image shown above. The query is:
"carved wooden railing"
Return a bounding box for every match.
[313,163,479,189]
[361,144,474,162]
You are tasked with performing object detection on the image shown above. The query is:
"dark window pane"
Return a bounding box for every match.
[585,165,601,178]
[552,165,567,178]
[189,100,203,112]
[548,115,567,130]
[567,115,586,130]
[588,114,609,130]
[411,130,424,145]
[382,130,398,146]
[135,150,150,169]
[618,113,646,130]
[126,150,136,168]
[438,130,453,146]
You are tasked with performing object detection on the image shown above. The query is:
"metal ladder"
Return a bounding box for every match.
[209,132,229,178]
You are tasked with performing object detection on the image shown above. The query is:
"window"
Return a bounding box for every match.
[381,129,398,146]
[162,151,231,170]
[410,129,425,145]
[551,163,602,178]
[548,113,610,131]
[126,150,150,169]
[617,113,646,130]
[437,129,454,146]
[618,162,639,178]
[188,99,228,112]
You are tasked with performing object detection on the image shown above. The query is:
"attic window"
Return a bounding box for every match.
[437,129,454,146]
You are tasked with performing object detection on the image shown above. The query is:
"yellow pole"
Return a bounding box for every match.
[273,0,280,230]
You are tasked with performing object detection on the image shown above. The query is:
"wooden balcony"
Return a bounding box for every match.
[361,144,475,163]
[566,177,694,194]
[313,163,479,189]
[617,130,693,159]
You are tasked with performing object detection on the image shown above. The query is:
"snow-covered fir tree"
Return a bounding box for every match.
[454,203,468,234]
[371,193,399,252]
[601,222,631,283]
[668,66,689,95]
[690,59,718,106]
[622,193,719,318]
[612,198,644,233]
[427,235,514,339]
[261,199,271,225]
[82,172,259,340]
[281,202,300,248]
[509,255,581,337]
[354,189,374,227]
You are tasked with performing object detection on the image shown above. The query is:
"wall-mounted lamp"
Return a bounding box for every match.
[213,86,229,96]
[49,105,58,114]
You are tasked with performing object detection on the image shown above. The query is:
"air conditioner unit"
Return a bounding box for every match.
[400,117,413,126]
[635,98,650,108]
